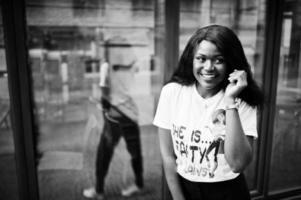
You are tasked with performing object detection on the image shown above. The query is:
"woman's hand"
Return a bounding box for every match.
[225,70,247,101]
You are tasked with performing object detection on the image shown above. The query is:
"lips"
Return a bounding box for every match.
[197,72,217,80]
[202,74,216,78]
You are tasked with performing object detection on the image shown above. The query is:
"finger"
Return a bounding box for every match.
[229,71,247,85]
[237,71,247,81]
[230,70,245,79]
[229,69,241,77]
[228,76,237,83]
[236,73,248,86]
[228,71,240,80]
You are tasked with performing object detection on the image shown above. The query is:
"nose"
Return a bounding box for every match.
[203,59,214,71]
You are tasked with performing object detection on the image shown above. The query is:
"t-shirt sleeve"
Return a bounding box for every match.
[238,101,258,138]
[99,62,110,87]
[153,84,175,130]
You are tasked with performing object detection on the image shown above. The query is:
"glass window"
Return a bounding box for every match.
[25,1,163,199]
[179,0,266,190]
[0,5,20,200]
[269,0,301,192]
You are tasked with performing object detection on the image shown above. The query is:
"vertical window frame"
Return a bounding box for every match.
[2,0,39,199]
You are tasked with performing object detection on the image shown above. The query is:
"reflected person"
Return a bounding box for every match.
[83,59,144,199]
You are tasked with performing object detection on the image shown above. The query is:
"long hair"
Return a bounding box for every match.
[169,24,263,107]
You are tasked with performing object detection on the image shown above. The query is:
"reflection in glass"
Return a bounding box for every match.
[179,0,266,190]
[26,1,162,199]
[0,6,19,200]
[269,0,301,192]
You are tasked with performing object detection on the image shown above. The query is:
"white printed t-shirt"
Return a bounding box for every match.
[153,82,258,182]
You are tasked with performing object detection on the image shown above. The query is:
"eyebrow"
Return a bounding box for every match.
[194,53,224,57]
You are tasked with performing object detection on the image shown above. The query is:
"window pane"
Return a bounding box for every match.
[25,1,163,199]
[0,5,20,200]
[269,0,301,192]
[179,0,266,190]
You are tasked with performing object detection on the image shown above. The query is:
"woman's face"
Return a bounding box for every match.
[193,40,227,98]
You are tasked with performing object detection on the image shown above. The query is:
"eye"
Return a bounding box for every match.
[195,56,206,63]
[214,57,225,64]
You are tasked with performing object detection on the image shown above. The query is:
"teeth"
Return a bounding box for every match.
[202,74,215,78]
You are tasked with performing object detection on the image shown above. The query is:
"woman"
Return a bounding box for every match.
[153,25,263,200]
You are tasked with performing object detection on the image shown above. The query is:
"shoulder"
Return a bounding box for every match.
[162,82,192,94]
[162,82,181,91]
[102,62,109,66]
[101,62,109,70]
[159,83,194,105]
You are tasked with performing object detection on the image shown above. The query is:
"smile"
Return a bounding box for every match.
[198,72,217,79]
[202,74,216,78]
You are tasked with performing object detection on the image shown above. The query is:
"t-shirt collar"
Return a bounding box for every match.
[193,83,224,104]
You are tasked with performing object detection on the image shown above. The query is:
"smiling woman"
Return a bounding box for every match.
[153,25,263,200]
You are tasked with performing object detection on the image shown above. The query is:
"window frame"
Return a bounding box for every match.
[2,0,39,199]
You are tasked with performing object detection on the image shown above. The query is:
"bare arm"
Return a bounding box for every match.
[224,70,254,173]
[224,105,253,173]
[158,128,185,200]
[99,62,111,110]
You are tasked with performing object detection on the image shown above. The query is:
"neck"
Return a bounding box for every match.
[196,83,221,99]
